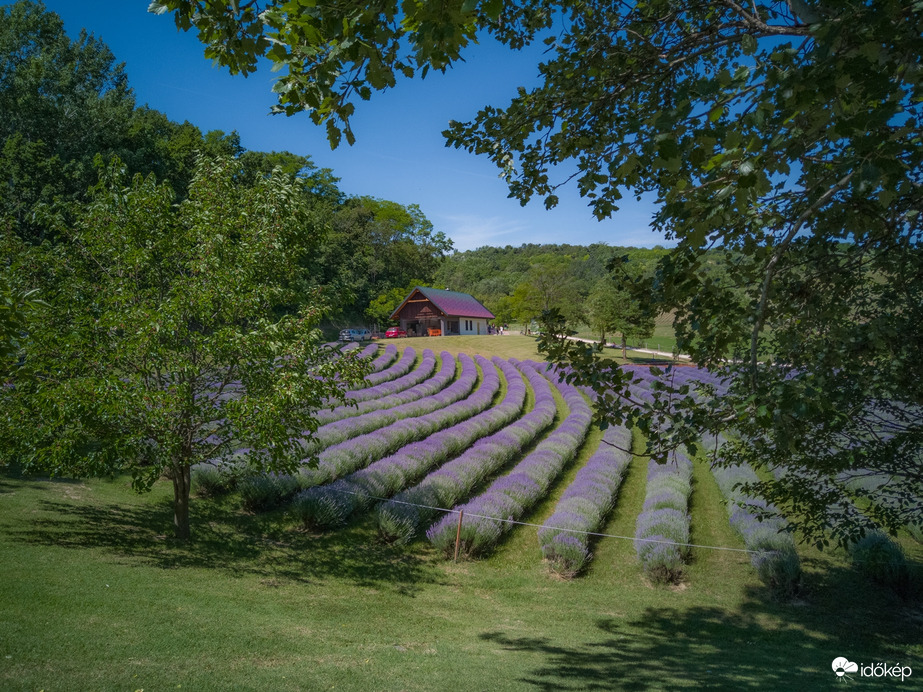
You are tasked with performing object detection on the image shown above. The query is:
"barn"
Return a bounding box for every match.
[390,286,495,337]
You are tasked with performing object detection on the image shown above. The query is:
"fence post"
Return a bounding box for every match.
[454,510,464,562]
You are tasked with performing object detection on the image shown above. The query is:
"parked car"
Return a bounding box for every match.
[385,327,407,338]
[339,328,372,342]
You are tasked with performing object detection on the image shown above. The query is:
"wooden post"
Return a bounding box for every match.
[453,510,464,562]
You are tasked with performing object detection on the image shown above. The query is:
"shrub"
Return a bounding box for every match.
[753,547,803,600]
[239,474,300,512]
[191,465,234,498]
[850,531,912,595]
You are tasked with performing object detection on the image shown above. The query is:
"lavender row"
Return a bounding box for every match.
[299,354,494,487]
[347,348,436,403]
[361,346,417,388]
[426,364,594,558]
[538,424,634,576]
[306,352,461,452]
[634,452,694,583]
[293,357,526,528]
[708,436,803,595]
[376,360,559,544]
[315,349,442,425]
[840,470,923,542]
[361,342,389,368]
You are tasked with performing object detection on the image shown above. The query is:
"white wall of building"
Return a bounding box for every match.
[458,318,488,336]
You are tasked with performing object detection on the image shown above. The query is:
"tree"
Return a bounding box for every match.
[157,1,923,544]
[1,0,137,242]
[510,254,584,327]
[0,156,369,539]
[585,275,655,360]
[316,197,452,316]
[365,279,430,328]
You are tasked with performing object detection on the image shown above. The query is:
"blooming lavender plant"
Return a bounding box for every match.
[708,436,802,596]
[634,452,693,583]
[426,365,594,558]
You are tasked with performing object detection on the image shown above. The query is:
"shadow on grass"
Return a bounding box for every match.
[478,571,922,691]
[9,491,440,596]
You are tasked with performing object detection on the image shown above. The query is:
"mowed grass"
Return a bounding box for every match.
[394,333,676,364]
[2,338,921,691]
[3,470,920,691]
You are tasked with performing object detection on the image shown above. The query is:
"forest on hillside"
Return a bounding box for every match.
[0,0,455,338]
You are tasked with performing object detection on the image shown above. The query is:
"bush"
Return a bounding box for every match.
[753,547,803,600]
[541,532,591,578]
[636,539,685,584]
[238,474,299,513]
[191,465,233,498]
[850,531,912,596]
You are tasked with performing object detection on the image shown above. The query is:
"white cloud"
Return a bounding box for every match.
[438,214,531,252]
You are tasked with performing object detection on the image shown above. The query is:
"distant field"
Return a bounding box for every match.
[390,332,677,364]
[568,312,681,355]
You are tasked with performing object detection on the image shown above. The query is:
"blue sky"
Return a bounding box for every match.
[31,1,670,253]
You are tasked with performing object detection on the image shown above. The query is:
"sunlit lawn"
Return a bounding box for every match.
[2,466,920,691]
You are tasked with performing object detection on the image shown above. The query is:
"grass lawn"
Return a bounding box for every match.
[1,338,920,691]
[2,470,920,691]
[391,333,677,365]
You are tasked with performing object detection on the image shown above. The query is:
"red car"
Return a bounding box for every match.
[385,327,407,338]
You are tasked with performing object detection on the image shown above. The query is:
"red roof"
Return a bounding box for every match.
[390,287,495,320]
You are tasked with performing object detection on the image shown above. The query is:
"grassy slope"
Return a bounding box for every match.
[2,338,921,691]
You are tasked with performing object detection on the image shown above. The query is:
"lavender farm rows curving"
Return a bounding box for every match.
[306,351,463,452]
[346,348,436,403]
[426,363,594,558]
[362,345,417,387]
[293,358,527,528]
[314,349,443,425]
[360,342,389,368]
[376,361,559,544]
[538,423,633,576]
[299,354,497,487]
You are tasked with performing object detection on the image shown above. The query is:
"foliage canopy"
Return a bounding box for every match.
[1,156,370,538]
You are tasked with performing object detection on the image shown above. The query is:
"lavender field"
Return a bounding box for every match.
[197,343,922,594]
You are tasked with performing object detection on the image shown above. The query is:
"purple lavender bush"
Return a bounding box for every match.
[538,424,633,576]
[634,453,693,583]
[709,436,803,597]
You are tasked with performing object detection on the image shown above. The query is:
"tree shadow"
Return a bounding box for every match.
[478,571,921,691]
[8,493,441,596]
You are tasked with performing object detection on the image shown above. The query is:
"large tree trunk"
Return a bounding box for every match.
[621,334,627,360]
[172,463,191,540]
